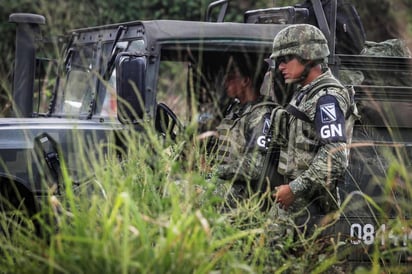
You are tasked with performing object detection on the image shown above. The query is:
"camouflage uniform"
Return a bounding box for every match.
[266,24,359,241]
[278,69,358,214]
[211,96,276,208]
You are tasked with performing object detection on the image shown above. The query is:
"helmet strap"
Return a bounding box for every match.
[297,63,312,83]
[285,57,316,84]
[296,60,323,84]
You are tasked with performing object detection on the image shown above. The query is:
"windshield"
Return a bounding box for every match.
[97,40,145,118]
[52,39,145,118]
[54,45,96,116]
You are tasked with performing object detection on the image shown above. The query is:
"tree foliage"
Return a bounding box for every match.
[1,0,411,97]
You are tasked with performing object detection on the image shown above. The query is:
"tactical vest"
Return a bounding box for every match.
[215,97,277,178]
[276,74,359,179]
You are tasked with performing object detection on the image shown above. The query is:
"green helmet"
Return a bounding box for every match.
[270,24,330,61]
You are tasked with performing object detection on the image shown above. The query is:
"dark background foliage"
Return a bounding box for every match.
[1,0,411,105]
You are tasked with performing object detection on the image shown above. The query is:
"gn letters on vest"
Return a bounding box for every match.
[215,97,277,183]
[272,72,358,178]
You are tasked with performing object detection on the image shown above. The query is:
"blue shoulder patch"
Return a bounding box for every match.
[262,113,271,135]
[315,95,346,143]
[245,113,272,151]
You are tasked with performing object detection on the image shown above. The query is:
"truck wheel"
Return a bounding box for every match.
[0,182,52,240]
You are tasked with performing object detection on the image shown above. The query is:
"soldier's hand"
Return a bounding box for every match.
[273,184,294,210]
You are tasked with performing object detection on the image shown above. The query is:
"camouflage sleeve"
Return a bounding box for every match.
[289,142,347,198]
[217,107,272,182]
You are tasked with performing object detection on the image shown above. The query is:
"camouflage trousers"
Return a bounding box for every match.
[264,197,316,248]
[212,178,250,212]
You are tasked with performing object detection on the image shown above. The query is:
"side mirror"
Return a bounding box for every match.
[115,53,146,124]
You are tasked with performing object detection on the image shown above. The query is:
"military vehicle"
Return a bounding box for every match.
[3,0,412,269]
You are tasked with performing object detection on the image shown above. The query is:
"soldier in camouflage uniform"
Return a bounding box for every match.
[208,58,277,210]
[266,24,359,239]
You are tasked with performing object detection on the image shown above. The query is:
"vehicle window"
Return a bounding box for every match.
[61,70,94,113]
[156,48,268,133]
[99,70,117,117]
[33,58,58,115]
[156,57,228,132]
[157,60,190,124]
[54,45,96,116]
[98,40,145,118]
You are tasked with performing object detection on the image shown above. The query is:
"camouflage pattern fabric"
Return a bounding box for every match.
[264,69,359,246]
[277,69,359,214]
[338,69,364,85]
[209,96,277,208]
[260,71,275,100]
[361,39,411,57]
[265,200,300,244]
[358,39,412,87]
[339,39,411,86]
[270,24,329,61]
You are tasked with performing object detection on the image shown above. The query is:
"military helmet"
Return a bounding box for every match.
[270,24,330,60]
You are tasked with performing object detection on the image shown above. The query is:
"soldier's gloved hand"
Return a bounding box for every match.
[273,184,295,210]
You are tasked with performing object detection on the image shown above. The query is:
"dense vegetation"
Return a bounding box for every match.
[1,114,410,273]
[0,0,411,273]
[1,0,412,99]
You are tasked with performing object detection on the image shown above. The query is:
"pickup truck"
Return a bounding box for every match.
[3,0,411,269]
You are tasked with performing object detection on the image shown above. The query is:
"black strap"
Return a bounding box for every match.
[285,104,312,123]
[230,99,278,130]
[305,77,344,101]
[287,77,345,122]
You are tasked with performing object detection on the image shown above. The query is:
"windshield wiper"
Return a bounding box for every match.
[103,25,127,80]
[84,26,127,119]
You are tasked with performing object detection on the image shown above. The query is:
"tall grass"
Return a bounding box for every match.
[1,1,412,272]
[0,123,254,273]
[0,116,411,273]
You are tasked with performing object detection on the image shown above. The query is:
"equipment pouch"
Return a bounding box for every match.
[271,107,289,146]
